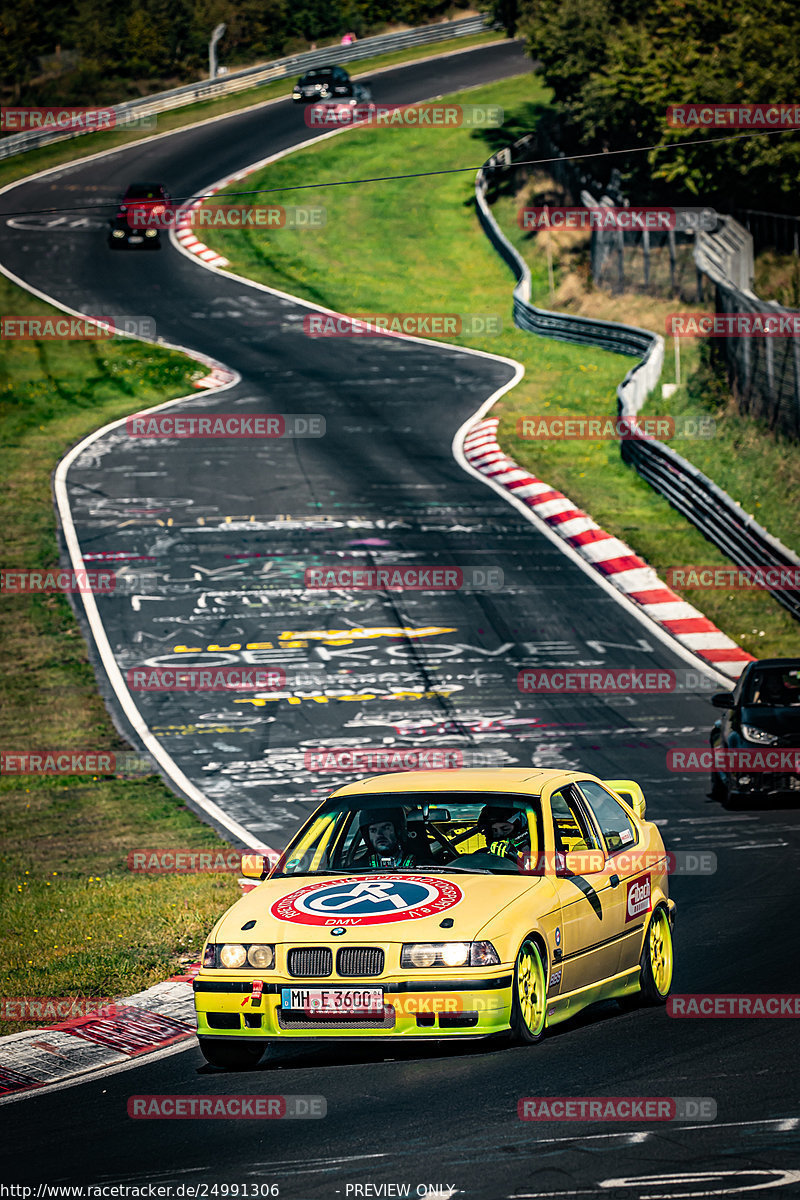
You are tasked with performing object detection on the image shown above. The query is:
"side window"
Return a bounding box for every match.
[577,781,637,854]
[550,787,600,853]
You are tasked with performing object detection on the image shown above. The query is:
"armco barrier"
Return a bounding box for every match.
[475,135,800,623]
[475,136,664,418]
[0,16,495,162]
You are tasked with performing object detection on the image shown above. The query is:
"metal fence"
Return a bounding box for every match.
[734,208,800,258]
[531,131,800,441]
[475,133,800,623]
[0,14,496,163]
[696,219,800,440]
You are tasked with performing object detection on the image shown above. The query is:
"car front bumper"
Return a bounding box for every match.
[194,973,514,1041]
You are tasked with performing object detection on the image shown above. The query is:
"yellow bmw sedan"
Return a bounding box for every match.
[193,769,675,1068]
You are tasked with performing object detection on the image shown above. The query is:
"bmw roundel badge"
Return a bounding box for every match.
[330,926,347,936]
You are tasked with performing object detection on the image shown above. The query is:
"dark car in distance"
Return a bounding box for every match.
[710,658,800,806]
[292,65,356,102]
[109,182,173,249]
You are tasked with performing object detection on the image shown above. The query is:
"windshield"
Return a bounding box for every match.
[270,792,544,878]
[125,184,165,199]
[743,666,800,707]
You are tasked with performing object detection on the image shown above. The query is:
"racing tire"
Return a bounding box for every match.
[510,938,548,1044]
[639,906,674,1005]
[710,771,728,804]
[198,1037,265,1069]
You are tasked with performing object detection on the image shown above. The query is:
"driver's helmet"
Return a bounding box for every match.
[358,806,408,845]
[477,805,528,844]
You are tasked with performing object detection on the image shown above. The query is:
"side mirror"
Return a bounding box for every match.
[241,853,271,880]
[557,849,605,876]
[712,692,735,709]
[603,778,646,820]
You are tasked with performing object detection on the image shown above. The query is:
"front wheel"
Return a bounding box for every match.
[710,771,727,803]
[640,906,674,1004]
[510,938,548,1044]
[198,1037,265,1069]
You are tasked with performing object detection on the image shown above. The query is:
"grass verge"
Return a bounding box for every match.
[197,73,799,658]
[0,272,242,1033]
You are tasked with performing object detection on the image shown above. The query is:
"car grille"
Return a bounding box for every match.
[336,948,384,977]
[287,948,332,977]
[278,1009,395,1030]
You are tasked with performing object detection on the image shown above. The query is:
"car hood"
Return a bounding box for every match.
[214,872,543,944]
[740,705,800,741]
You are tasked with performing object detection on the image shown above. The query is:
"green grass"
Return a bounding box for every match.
[198,72,799,659]
[0,31,503,192]
[0,272,242,1032]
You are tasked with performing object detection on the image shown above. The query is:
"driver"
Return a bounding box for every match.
[477,805,530,865]
[359,807,416,869]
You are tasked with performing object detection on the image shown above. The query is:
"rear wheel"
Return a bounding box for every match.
[640,906,674,1004]
[198,1037,265,1069]
[510,938,547,1044]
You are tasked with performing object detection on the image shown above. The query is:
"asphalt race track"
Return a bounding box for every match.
[1,40,800,1198]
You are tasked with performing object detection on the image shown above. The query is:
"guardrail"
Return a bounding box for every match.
[475,134,800,623]
[619,435,800,621]
[0,14,496,163]
[475,135,664,417]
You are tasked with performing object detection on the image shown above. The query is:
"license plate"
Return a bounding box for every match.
[281,987,383,1015]
[128,235,144,243]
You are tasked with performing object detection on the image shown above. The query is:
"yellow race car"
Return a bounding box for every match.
[193,768,675,1068]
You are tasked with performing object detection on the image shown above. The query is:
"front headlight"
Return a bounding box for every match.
[219,943,247,969]
[247,944,275,969]
[145,228,157,237]
[400,941,499,968]
[112,229,125,238]
[741,725,778,745]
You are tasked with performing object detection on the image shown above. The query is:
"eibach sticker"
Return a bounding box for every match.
[626,874,652,922]
[270,875,463,926]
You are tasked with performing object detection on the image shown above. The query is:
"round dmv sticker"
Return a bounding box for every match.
[270,875,464,926]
